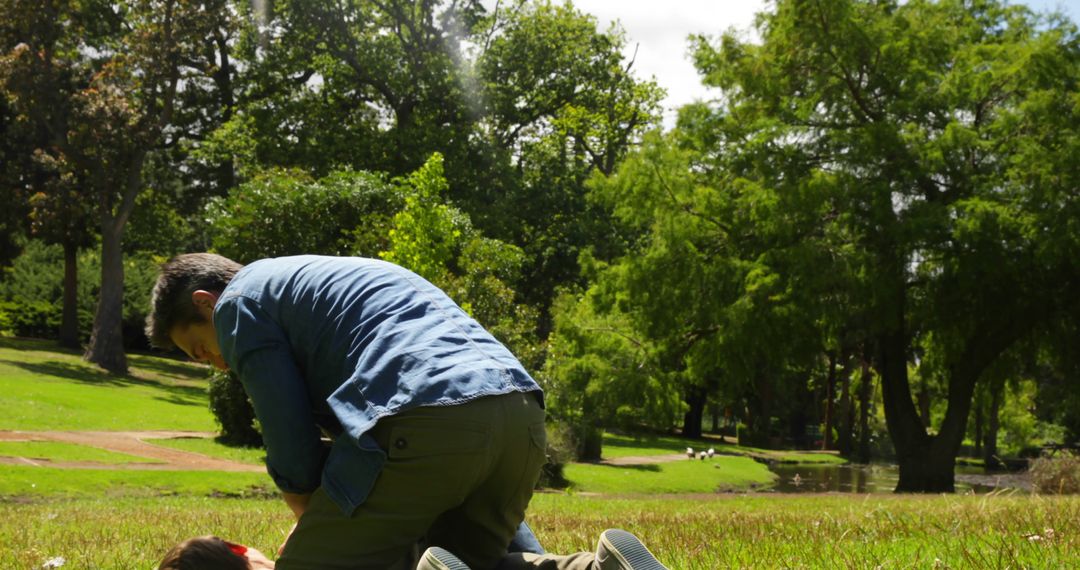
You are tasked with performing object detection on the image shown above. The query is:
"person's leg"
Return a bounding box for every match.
[424,391,548,568]
[277,392,545,570]
[492,530,668,570]
[509,521,545,554]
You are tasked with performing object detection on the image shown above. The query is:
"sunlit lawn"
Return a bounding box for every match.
[602,431,848,464]
[565,455,776,494]
[1,493,1076,569]
[2,336,1076,569]
[152,437,266,465]
[0,337,214,431]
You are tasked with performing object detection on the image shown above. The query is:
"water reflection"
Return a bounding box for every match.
[766,463,1016,494]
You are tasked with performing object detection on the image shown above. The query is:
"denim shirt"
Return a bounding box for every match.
[213,255,542,512]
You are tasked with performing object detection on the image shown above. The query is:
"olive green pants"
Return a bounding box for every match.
[277,391,548,570]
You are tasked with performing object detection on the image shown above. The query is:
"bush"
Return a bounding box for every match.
[537,420,574,489]
[0,240,159,347]
[1030,451,1080,494]
[0,300,60,338]
[204,168,399,263]
[207,370,263,447]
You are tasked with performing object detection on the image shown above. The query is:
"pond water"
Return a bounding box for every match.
[764,463,1029,494]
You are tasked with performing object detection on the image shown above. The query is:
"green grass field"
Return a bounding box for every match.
[0,337,214,431]
[152,437,266,466]
[1,494,1075,569]
[1,336,1078,569]
[602,432,848,464]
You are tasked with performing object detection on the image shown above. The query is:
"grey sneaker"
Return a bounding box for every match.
[417,546,471,570]
[594,529,668,570]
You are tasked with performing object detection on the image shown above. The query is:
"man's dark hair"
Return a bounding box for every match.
[146,253,243,349]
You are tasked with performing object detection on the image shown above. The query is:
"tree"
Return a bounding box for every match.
[0,0,107,347]
[692,0,1079,491]
[74,0,220,372]
[474,1,664,330]
[381,153,542,367]
[0,72,29,268]
[204,168,400,263]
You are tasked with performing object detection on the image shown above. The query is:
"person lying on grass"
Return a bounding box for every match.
[147,253,668,570]
[159,536,275,570]
[158,529,664,570]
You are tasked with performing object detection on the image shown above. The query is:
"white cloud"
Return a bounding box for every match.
[558,1,767,127]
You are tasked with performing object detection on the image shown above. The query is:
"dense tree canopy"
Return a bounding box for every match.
[543,0,1079,489]
[1,0,1076,493]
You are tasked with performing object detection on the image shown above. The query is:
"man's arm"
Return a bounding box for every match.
[215,296,326,497]
[283,491,312,519]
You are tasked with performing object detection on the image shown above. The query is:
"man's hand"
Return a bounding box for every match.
[278,521,298,557]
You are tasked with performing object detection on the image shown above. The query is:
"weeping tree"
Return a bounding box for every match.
[692,0,1079,491]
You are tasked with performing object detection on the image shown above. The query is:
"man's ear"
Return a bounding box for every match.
[191,290,220,319]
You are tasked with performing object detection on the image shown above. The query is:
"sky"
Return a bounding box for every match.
[486,0,1080,128]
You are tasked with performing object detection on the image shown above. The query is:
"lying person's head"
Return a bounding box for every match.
[158,535,274,570]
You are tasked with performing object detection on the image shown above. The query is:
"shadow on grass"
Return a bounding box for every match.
[0,359,206,404]
[0,336,81,355]
[127,352,206,380]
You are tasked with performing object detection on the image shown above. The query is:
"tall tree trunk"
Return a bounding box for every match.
[837,354,854,457]
[58,240,79,349]
[822,350,837,450]
[857,357,873,463]
[972,391,984,458]
[876,278,950,491]
[984,382,1004,470]
[682,386,706,439]
[85,222,127,374]
[751,365,773,448]
[213,31,236,193]
[85,152,144,374]
[576,399,603,461]
[711,402,720,434]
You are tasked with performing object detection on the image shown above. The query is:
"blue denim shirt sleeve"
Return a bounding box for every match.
[214,294,326,494]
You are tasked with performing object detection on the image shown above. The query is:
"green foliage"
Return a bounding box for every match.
[0,240,159,346]
[0,300,59,339]
[543,289,685,458]
[207,370,262,447]
[123,184,196,257]
[381,153,543,368]
[473,1,664,321]
[204,168,399,263]
[381,154,463,284]
[679,0,1080,487]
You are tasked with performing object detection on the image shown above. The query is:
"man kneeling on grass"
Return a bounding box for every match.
[148,253,668,570]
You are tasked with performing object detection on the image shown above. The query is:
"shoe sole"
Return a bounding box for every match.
[597,529,668,570]
[421,547,471,570]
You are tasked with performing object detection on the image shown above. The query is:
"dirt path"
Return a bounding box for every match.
[594,454,691,466]
[0,430,263,472]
